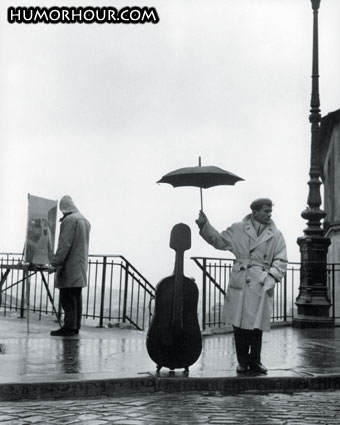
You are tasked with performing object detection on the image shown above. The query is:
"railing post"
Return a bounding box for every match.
[122,262,129,323]
[99,256,107,328]
[20,272,26,318]
[332,263,335,320]
[202,258,207,331]
[283,274,287,322]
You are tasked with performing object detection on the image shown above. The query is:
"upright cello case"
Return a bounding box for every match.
[146,223,202,374]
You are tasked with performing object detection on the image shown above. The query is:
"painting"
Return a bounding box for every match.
[23,194,58,265]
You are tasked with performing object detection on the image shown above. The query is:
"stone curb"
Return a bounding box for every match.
[155,374,340,394]
[0,377,155,401]
[1,374,340,401]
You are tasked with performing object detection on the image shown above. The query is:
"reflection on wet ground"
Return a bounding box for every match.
[0,335,152,381]
[1,315,340,383]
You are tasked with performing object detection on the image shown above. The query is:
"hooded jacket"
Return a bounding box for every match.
[52,196,91,289]
[200,214,287,331]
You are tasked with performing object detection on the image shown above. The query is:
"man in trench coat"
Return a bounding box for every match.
[50,195,91,337]
[196,198,287,374]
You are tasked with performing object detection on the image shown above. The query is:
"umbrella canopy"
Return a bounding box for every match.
[157,165,244,189]
[157,163,244,211]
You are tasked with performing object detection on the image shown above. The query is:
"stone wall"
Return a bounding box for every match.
[321,111,340,319]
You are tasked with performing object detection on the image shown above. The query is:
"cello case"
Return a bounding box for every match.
[146,223,202,373]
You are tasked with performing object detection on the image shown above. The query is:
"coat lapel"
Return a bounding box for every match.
[243,220,257,242]
[250,225,274,251]
[243,215,275,251]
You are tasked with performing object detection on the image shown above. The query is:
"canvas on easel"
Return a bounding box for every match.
[23,194,58,266]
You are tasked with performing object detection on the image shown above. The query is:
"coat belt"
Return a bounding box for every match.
[234,259,270,271]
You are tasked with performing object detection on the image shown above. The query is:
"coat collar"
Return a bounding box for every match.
[242,214,277,251]
[60,211,73,222]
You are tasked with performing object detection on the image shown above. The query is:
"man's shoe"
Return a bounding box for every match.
[236,364,248,373]
[249,362,268,374]
[50,327,77,337]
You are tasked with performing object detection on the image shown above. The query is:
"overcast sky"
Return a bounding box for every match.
[1,0,340,285]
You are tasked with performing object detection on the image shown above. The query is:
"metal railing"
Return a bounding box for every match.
[192,257,340,330]
[0,253,155,331]
[1,252,340,332]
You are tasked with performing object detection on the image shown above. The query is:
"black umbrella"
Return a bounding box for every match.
[157,157,244,211]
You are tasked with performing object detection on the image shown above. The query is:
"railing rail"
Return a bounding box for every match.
[0,253,155,331]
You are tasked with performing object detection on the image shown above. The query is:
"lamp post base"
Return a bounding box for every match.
[292,315,334,328]
[294,234,333,328]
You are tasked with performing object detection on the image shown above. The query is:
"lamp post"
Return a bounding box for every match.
[293,0,334,328]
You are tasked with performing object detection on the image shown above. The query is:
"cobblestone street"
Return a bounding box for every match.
[0,390,340,424]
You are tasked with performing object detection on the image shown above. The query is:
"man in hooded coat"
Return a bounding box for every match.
[50,196,91,336]
[196,198,287,374]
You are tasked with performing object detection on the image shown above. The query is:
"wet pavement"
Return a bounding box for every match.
[1,313,340,401]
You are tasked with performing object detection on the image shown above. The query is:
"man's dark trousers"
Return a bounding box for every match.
[233,326,263,367]
[59,287,82,331]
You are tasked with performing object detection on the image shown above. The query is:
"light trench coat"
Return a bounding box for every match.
[200,214,287,331]
[52,207,91,289]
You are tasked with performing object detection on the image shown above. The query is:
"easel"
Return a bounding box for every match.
[0,263,62,333]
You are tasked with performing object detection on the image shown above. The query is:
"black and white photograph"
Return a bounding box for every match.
[1,0,340,423]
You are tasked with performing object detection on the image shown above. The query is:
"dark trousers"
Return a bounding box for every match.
[233,326,263,366]
[59,287,83,331]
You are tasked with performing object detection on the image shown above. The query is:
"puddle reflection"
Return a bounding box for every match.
[60,339,81,374]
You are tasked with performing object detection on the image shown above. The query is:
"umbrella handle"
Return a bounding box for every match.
[198,156,203,211]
